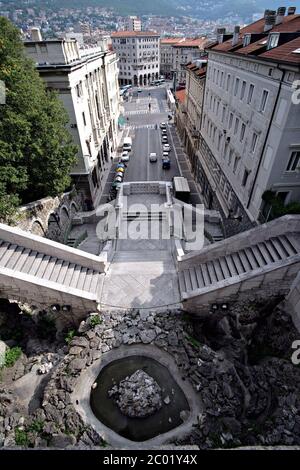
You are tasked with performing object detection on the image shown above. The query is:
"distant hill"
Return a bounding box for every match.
[3,0,300,19]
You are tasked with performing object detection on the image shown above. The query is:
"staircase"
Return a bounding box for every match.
[0,223,106,313]
[0,240,102,295]
[179,233,300,295]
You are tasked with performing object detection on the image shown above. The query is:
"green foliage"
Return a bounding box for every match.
[15,428,29,446]
[28,419,44,434]
[65,329,76,345]
[262,191,300,221]
[4,346,22,367]
[90,315,102,327]
[0,17,77,221]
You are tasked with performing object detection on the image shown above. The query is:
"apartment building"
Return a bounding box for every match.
[126,16,142,32]
[25,35,120,210]
[176,61,207,164]
[173,38,208,84]
[160,37,208,82]
[160,38,182,78]
[111,31,160,86]
[196,7,300,234]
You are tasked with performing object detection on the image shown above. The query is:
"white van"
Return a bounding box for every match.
[123,137,132,152]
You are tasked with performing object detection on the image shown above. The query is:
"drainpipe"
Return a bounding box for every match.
[246,67,286,212]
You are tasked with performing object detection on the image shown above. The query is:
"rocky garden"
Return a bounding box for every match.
[0,296,299,449]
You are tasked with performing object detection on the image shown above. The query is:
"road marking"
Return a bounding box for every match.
[147,127,150,181]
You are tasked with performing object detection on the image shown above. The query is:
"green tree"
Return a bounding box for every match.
[0,17,77,221]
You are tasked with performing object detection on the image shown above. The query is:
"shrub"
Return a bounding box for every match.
[4,346,22,367]
[90,315,102,327]
[15,428,29,447]
[65,329,75,345]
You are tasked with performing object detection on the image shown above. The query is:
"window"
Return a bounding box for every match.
[247,84,254,104]
[234,77,240,96]
[267,33,279,50]
[82,112,86,126]
[243,34,251,47]
[222,106,226,123]
[242,169,250,187]
[240,123,246,142]
[240,80,246,100]
[226,74,231,91]
[229,112,233,129]
[260,90,269,112]
[286,151,300,172]
[228,148,233,166]
[251,133,258,152]
[234,117,239,134]
[233,156,240,173]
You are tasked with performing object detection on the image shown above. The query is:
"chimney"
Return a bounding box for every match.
[275,6,286,25]
[30,27,42,41]
[264,10,276,32]
[232,25,240,46]
[217,27,226,44]
[287,6,296,15]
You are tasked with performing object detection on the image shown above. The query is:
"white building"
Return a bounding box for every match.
[25,36,120,210]
[197,7,300,234]
[126,16,142,32]
[111,31,160,86]
[160,37,208,83]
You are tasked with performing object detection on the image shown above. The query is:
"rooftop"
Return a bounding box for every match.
[111,31,160,38]
[209,12,300,66]
[161,38,207,48]
[175,89,186,104]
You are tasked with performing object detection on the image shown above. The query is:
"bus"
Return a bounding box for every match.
[172,177,190,203]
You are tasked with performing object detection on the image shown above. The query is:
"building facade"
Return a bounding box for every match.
[126,16,142,32]
[160,38,182,79]
[160,38,208,83]
[111,31,160,86]
[173,39,208,84]
[189,9,300,236]
[25,36,120,210]
[176,62,207,169]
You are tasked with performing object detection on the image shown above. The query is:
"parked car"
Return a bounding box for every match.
[137,88,142,93]
[162,151,169,159]
[123,137,132,152]
[162,136,168,144]
[163,144,171,152]
[149,152,157,162]
[120,151,130,162]
[162,158,170,170]
[161,129,167,136]
[160,122,167,129]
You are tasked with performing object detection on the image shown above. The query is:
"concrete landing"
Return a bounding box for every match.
[100,245,180,309]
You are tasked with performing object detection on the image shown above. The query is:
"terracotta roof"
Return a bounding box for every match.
[209,14,300,66]
[211,14,300,53]
[260,36,300,64]
[160,38,183,44]
[176,89,186,103]
[174,38,207,48]
[111,31,160,38]
[196,67,207,77]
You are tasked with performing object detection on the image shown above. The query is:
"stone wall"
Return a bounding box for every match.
[15,189,83,243]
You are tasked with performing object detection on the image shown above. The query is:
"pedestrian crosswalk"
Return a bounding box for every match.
[126,124,157,130]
